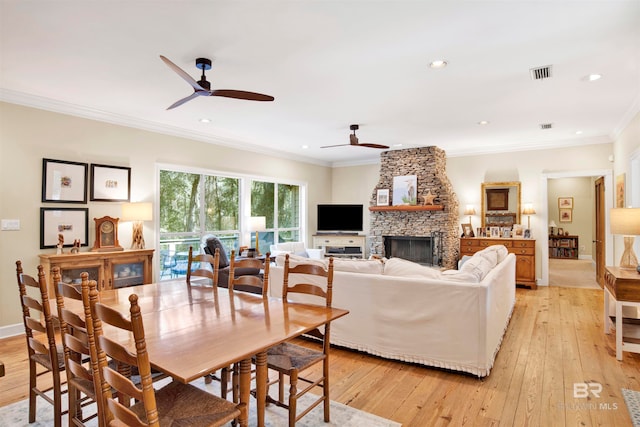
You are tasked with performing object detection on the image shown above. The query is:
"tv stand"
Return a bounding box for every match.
[313,234,366,259]
[315,232,359,236]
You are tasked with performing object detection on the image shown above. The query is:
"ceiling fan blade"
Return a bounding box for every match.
[211,89,274,102]
[320,143,352,149]
[166,92,201,110]
[160,55,206,92]
[359,143,390,149]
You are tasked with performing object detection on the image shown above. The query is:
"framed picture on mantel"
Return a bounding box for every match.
[376,189,389,206]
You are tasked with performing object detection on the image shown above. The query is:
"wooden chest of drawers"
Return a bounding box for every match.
[460,238,536,289]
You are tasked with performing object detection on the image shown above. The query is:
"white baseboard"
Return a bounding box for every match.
[0,323,24,339]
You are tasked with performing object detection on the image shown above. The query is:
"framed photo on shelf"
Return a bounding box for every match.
[40,207,88,249]
[41,158,88,203]
[461,222,474,237]
[558,197,573,209]
[376,189,389,206]
[90,164,131,202]
[489,226,501,238]
[524,229,532,239]
[559,208,572,223]
[512,224,524,238]
[392,175,417,206]
[557,227,564,236]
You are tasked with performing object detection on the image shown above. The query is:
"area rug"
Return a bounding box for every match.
[623,388,640,427]
[0,377,401,427]
[549,258,601,289]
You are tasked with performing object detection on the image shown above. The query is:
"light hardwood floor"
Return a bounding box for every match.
[2,286,639,426]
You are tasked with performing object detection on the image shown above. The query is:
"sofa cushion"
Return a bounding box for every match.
[459,252,494,282]
[332,259,384,274]
[203,235,229,268]
[383,257,442,279]
[275,253,328,269]
[441,270,482,282]
[478,244,509,264]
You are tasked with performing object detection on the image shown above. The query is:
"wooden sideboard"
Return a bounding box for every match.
[604,266,640,360]
[39,249,154,295]
[459,237,536,289]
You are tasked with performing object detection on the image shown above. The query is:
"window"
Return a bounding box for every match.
[158,166,304,279]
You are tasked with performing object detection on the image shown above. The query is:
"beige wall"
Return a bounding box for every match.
[0,102,332,330]
[547,177,594,257]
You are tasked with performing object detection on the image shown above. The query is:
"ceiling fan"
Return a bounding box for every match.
[321,124,389,149]
[160,55,274,110]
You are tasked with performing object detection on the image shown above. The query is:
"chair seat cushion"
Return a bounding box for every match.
[265,342,325,373]
[129,380,240,426]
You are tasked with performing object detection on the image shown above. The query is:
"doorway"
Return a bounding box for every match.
[540,170,614,287]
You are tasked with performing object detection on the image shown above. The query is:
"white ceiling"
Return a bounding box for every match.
[1,1,639,167]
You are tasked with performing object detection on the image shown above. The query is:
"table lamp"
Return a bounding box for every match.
[121,202,153,250]
[522,203,536,229]
[464,205,476,226]
[549,220,557,236]
[249,216,266,256]
[610,208,640,271]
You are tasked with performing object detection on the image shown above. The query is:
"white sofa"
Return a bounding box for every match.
[269,241,324,259]
[269,245,516,377]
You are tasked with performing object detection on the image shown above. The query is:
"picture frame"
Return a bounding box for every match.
[558,197,573,209]
[90,163,131,202]
[461,222,474,237]
[489,226,501,238]
[486,188,509,211]
[376,189,390,206]
[392,175,417,206]
[502,227,511,238]
[41,158,88,203]
[557,227,564,236]
[40,207,88,249]
[512,224,524,238]
[524,229,532,239]
[559,208,573,223]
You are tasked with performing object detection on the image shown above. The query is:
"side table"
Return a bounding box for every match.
[604,266,640,360]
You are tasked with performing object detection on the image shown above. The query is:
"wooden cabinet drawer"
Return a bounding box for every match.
[510,247,535,256]
[479,239,512,248]
[512,240,535,249]
[460,238,480,248]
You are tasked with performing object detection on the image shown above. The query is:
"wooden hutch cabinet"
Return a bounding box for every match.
[39,249,154,295]
[459,237,536,289]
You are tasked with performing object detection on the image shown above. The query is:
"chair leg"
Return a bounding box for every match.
[28,361,37,423]
[323,358,330,422]
[53,371,63,427]
[221,366,230,399]
[288,370,298,427]
[278,372,285,404]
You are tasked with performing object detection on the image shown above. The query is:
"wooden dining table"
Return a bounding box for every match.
[57,278,349,427]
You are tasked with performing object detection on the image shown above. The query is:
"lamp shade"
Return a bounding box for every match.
[549,220,557,228]
[522,203,536,215]
[463,205,476,216]
[249,216,266,231]
[610,208,640,235]
[121,202,153,222]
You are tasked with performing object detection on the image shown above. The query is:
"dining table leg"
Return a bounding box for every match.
[255,351,268,427]
[239,358,251,427]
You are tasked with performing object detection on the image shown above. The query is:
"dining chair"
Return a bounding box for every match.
[186,245,219,287]
[16,261,66,427]
[53,269,104,427]
[265,254,334,426]
[89,289,245,427]
[228,250,270,296]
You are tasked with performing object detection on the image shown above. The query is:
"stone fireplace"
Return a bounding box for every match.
[369,147,459,269]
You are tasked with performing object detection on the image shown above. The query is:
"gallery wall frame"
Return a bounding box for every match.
[559,208,573,223]
[41,158,88,203]
[558,197,573,209]
[90,163,131,202]
[40,207,88,249]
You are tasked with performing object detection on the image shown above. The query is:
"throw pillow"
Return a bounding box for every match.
[383,257,442,279]
[333,259,384,274]
[459,253,494,282]
[276,253,328,269]
[203,235,230,268]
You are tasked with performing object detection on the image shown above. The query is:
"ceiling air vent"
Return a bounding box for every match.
[530,65,553,80]
[540,123,553,130]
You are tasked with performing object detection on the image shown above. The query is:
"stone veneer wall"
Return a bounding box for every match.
[369,146,460,269]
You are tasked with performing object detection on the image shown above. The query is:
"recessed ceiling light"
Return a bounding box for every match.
[429,60,448,69]
[199,118,211,123]
[392,143,403,147]
[478,120,489,125]
[588,74,602,81]
[301,145,308,149]
[576,130,583,135]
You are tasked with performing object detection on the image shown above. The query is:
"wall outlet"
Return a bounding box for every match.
[1,219,20,230]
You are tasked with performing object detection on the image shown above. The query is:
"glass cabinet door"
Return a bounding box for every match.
[60,266,100,285]
[112,260,145,289]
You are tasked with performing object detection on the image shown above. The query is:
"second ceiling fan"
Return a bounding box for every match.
[321,125,389,149]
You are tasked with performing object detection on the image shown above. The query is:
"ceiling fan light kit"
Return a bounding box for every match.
[160,55,274,110]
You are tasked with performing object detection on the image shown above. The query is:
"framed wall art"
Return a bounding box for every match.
[486,188,509,210]
[41,158,88,203]
[392,175,417,206]
[558,197,573,209]
[376,189,389,206]
[559,208,573,223]
[90,163,131,202]
[40,207,88,249]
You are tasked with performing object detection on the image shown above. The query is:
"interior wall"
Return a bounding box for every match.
[0,102,333,330]
[547,177,594,258]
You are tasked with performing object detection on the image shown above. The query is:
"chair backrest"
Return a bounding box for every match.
[282,254,334,343]
[186,245,219,287]
[228,250,270,297]
[91,291,158,427]
[53,269,105,422]
[16,261,62,374]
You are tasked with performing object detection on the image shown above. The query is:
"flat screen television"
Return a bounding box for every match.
[316,204,363,233]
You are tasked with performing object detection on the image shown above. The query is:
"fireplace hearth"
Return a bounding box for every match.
[384,233,443,266]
